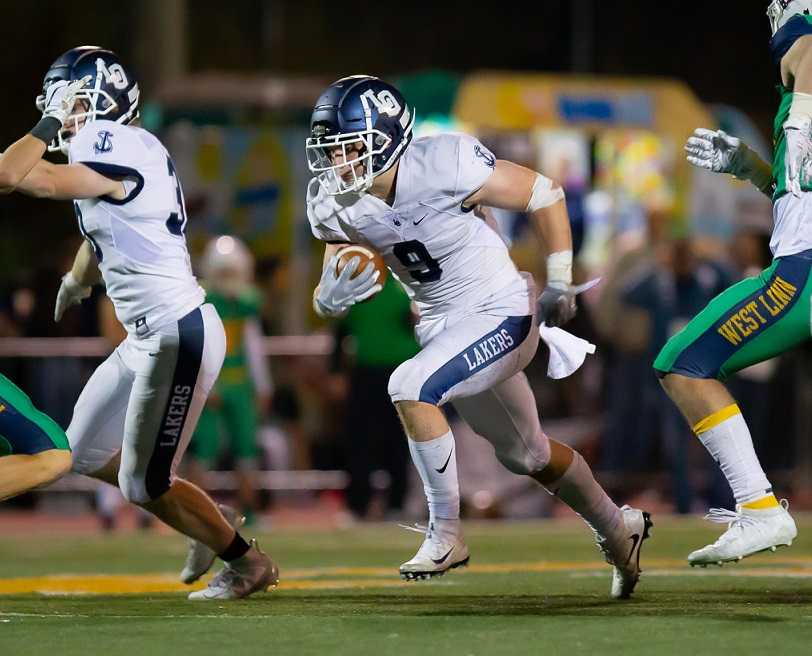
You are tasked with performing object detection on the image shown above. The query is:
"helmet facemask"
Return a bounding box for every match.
[35,56,140,155]
[306,79,415,196]
[306,127,392,195]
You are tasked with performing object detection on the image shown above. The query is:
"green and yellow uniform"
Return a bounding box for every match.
[771,14,812,201]
[654,14,812,380]
[191,288,264,464]
[0,373,69,456]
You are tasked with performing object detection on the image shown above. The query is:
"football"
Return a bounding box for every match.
[335,244,388,287]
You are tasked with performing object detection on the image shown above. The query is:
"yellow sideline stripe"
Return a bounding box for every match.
[742,494,780,510]
[3,557,812,595]
[692,404,740,435]
[0,575,409,595]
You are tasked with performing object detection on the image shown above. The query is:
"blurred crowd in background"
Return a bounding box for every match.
[3,74,812,526]
[2,2,812,527]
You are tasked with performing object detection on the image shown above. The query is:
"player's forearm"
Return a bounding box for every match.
[71,241,101,286]
[0,134,50,194]
[530,199,574,285]
[743,153,775,198]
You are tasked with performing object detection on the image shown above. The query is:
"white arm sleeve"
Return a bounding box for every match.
[244,318,272,397]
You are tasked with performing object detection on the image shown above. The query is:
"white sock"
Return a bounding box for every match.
[408,430,460,528]
[545,451,622,537]
[694,404,776,507]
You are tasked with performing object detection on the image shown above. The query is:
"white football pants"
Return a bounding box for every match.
[68,304,225,503]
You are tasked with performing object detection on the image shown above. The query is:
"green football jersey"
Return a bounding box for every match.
[206,287,262,384]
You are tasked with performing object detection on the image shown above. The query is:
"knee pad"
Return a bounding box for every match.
[493,428,551,476]
[388,358,428,403]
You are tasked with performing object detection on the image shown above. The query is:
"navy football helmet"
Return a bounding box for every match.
[306,75,415,195]
[36,46,140,154]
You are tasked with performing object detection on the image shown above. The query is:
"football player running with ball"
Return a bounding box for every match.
[306,76,652,598]
[655,2,812,566]
[0,46,276,600]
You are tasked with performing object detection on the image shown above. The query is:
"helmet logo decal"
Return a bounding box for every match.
[97,60,129,90]
[360,89,402,117]
[94,130,114,154]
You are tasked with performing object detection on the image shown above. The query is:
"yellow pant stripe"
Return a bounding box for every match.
[742,494,780,510]
[692,404,740,435]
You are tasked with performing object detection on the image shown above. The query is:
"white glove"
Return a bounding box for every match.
[41,75,92,125]
[54,272,91,322]
[684,128,754,177]
[314,255,382,317]
[783,115,812,197]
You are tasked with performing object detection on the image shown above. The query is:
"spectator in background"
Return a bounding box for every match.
[332,275,419,520]
[609,235,732,512]
[186,235,272,525]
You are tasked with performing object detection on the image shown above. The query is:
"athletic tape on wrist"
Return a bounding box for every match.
[785,93,812,133]
[546,250,573,285]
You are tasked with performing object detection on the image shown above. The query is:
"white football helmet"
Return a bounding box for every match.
[768,0,812,35]
[200,235,254,297]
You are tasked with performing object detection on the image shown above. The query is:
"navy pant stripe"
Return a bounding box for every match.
[144,308,205,499]
[419,315,532,405]
[0,396,56,455]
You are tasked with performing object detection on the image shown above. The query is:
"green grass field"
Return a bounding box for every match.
[1,515,811,655]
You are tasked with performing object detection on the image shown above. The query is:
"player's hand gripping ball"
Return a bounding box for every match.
[334,245,388,289]
[314,245,387,317]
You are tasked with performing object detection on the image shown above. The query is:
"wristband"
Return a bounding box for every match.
[29,116,61,145]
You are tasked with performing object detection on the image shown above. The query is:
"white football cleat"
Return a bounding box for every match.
[595,505,653,599]
[399,522,470,581]
[180,504,246,584]
[188,539,279,600]
[688,499,797,567]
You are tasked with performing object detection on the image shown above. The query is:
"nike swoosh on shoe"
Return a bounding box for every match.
[431,547,454,565]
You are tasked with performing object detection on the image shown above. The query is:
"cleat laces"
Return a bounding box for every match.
[207,565,239,592]
[703,507,754,526]
[398,522,429,535]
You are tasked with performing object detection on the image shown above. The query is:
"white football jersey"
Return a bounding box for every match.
[69,120,205,336]
[307,133,531,329]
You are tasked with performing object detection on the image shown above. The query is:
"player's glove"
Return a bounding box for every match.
[54,272,91,322]
[685,128,775,195]
[313,254,382,318]
[39,75,92,126]
[685,128,755,178]
[537,283,577,328]
[783,115,812,198]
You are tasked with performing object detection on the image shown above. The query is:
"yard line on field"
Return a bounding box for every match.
[0,612,284,619]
